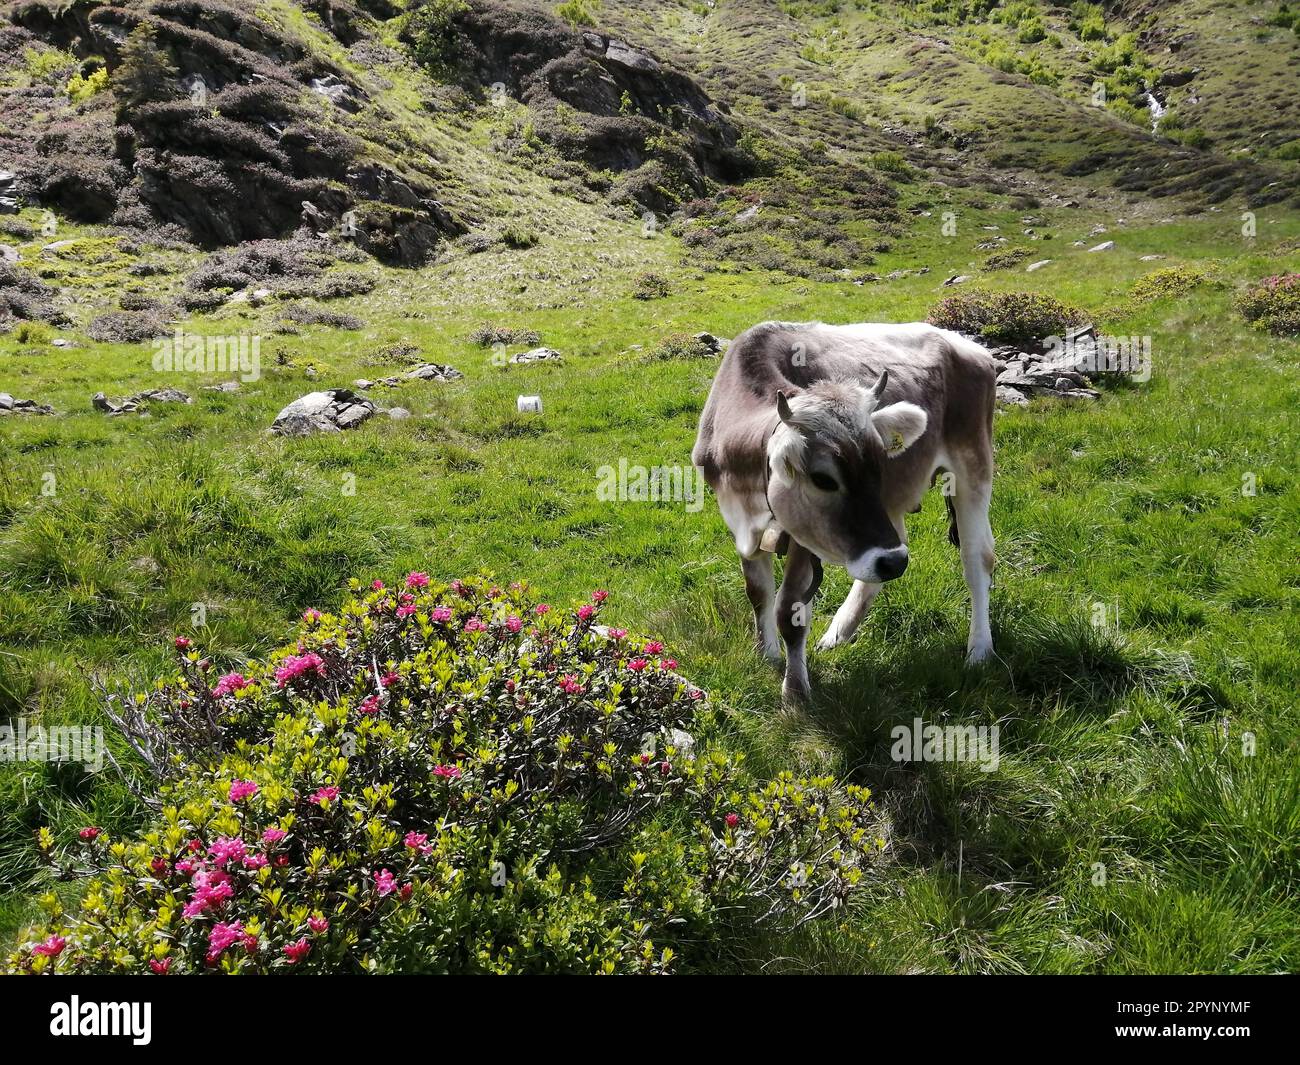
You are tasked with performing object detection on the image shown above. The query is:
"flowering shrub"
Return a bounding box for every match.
[8,577,884,975]
[1235,273,1300,336]
[928,289,1087,346]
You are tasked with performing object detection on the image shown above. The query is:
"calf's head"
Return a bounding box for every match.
[766,371,927,581]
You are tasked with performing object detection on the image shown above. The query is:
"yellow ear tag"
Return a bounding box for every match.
[888,430,905,455]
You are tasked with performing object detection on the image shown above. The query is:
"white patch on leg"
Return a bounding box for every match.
[817,580,881,650]
[716,483,773,560]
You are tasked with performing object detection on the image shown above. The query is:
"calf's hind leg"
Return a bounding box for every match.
[777,542,823,702]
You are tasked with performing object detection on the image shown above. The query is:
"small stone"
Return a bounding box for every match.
[387,407,411,420]
[1025,259,1053,272]
[1087,241,1115,252]
[996,385,1029,407]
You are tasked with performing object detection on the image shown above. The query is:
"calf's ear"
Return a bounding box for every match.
[871,401,927,456]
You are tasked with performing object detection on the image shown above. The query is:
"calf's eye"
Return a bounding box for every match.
[809,471,839,492]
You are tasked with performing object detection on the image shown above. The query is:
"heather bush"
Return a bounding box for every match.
[632,271,671,300]
[468,323,542,347]
[1234,274,1300,336]
[647,333,715,360]
[6,577,882,974]
[928,289,1088,346]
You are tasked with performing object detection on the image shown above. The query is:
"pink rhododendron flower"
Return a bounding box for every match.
[207,922,245,955]
[505,615,523,633]
[576,604,594,621]
[78,826,101,841]
[464,617,486,633]
[228,780,258,802]
[405,571,430,589]
[211,672,250,698]
[208,837,247,866]
[534,603,550,616]
[188,839,204,852]
[689,688,704,701]
[242,854,269,870]
[660,761,671,776]
[432,765,462,780]
[644,641,664,655]
[262,828,286,844]
[592,589,609,603]
[404,831,428,850]
[374,869,397,897]
[380,671,399,687]
[725,813,740,829]
[358,694,382,716]
[608,628,627,640]
[33,935,66,957]
[151,857,169,876]
[430,606,453,623]
[400,883,413,901]
[660,658,678,671]
[558,674,584,695]
[371,580,385,591]
[627,658,649,672]
[283,937,312,964]
[275,652,326,688]
[149,957,172,974]
[396,604,417,618]
[302,608,322,623]
[174,636,191,650]
[310,786,339,806]
[175,859,197,876]
[308,916,329,934]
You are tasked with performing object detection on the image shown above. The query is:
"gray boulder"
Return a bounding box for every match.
[271,389,378,436]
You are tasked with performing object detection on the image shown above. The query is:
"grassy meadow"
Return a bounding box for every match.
[2,196,1298,971]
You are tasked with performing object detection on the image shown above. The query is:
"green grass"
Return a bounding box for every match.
[3,184,1300,970]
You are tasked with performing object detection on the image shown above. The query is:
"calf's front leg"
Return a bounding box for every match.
[741,552,781,663]
[777,542,823,702]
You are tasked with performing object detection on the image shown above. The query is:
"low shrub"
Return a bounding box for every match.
[6,577,883,974]
[983,247,1030,271]
[86,311,169,343]
[632,271,671,301]
[468,324,542,347]
[1129,266,1210,303]
[647,333,715,360]
[927,289,1088,346]
[1235,274,1300,336]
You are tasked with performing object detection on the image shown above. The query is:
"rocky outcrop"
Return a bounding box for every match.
[270,388,378,436]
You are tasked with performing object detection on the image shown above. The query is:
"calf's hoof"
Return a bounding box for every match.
[965,641,995,666]
[781,674,811,705]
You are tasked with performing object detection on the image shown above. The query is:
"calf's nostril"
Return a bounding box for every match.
[878,548,909,581]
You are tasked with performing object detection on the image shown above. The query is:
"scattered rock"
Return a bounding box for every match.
[0,392,56,415]
[1087,241,1115,252]
[203,381,241,393]
[693,331,729,355]
[0,244,17,263]
[1025,259,1053,272]
[271,389,378,436]
[509,347,563,365]
[942,274,972,286]
[1139,254,1167,261]
[405,362,464,381]
[93,389,192,415]
[995,385,1030,407]
[387,407,411,420]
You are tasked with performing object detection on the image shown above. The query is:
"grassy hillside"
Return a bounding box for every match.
[1,0,1298,972]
